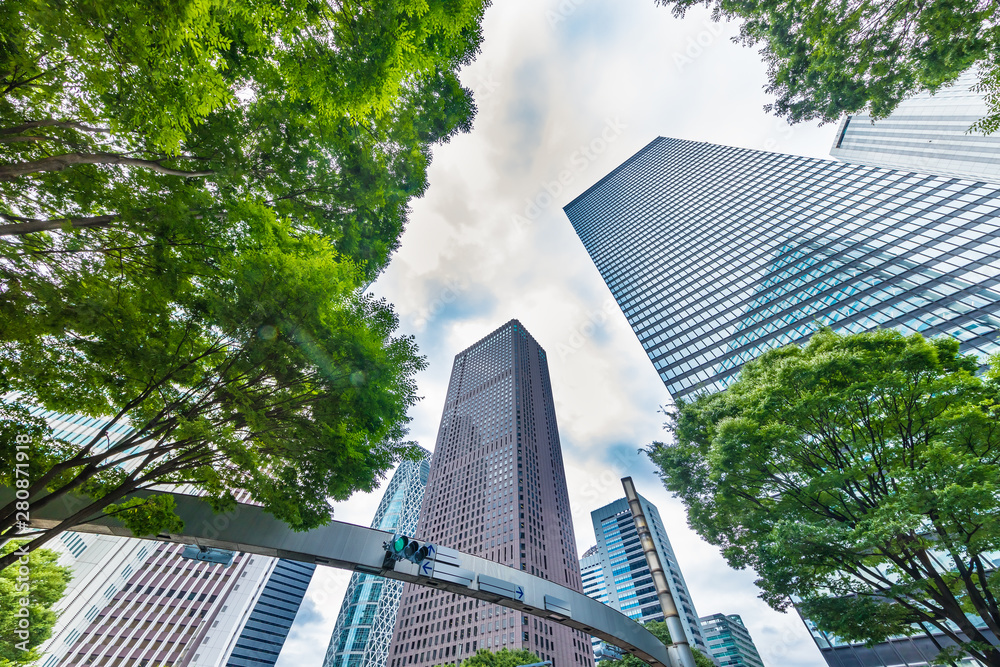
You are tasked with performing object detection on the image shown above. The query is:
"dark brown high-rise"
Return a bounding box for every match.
[386,320,593,667]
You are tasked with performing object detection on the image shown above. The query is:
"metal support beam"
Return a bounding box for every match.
[622,476,692,667]
[1,487,671,666]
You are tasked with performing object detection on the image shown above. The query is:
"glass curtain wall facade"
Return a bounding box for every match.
[385,320,593,667]
[699,614,765,667]
[15,403,158,666]
[580,497,709,661]
[564,136,1000,402]
[323,449,432,667]
[226,559,316,667]
[564,136,1000,666]
[830,71,1000,184]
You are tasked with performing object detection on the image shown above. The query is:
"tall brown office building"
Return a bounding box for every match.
[386,320,593,667]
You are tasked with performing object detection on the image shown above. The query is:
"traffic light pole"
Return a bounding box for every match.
[622,477,695,667]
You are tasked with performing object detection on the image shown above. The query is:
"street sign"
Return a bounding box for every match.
[544,594,571,619]
[479,574,518,599]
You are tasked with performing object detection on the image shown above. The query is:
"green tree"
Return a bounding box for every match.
[599,621,715,667]
[1,0,487,280]
[0,541,71,666]
[0,219,427,571]
[648,328,1000,665]
[441,647,541,667]
[0,0,488,570]
[654,0,1000,132]
[0,0,488,237]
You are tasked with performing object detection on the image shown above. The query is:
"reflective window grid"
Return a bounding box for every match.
[564,136,1000,403]
[580,496,709,662]
[699,614,765,667]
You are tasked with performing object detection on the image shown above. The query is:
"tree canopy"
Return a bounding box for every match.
[648,328,1000,665]
[598,621,715,667]
[438,647,541,667]
[654,0,1000,132]
[0,0,490,571]
[0,221,426,571]
[1,0,487,272]
[0,541,71,666]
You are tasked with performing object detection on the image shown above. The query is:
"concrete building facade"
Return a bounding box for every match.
[15,403,310,667]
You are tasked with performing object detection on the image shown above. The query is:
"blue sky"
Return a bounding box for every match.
[275,1,838,665]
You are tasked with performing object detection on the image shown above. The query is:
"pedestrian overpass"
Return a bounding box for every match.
[4,488,672,666]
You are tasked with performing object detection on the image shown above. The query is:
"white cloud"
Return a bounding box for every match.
[276,0,834,665]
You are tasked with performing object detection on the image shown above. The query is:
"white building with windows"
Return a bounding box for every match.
[579,495,710,661]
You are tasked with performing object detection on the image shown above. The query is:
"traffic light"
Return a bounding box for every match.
[404,539,429,563]
[383,534,431,569]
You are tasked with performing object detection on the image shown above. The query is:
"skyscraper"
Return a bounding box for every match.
[830,71,1000,184]
[579,496,709,661]
[13,402,311,667]
[579,547,621,662]
[699,614,764,667]
[16,404,158,666]
[564,130,1000,667]
[385,320,593,667]
[224,559,317,667]
[324,449,431,667]
[51,541,281,667]
[564,136,1000,402]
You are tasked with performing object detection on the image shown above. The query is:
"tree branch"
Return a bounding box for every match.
[0,119,109,136]
[0,153,214,181]
[0,212,121,236]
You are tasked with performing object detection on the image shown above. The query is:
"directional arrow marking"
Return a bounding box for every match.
[516,586,524,600]
[422,561,433,576]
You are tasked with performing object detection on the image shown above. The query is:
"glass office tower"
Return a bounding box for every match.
[699,614,764,667]
[564,135,1000,666]
[226,559,316,667]
[564,136,1000,402]
[580,496,709,662]
[385,320,593,667]
[323,449,431,667]
[830,71,1000,184]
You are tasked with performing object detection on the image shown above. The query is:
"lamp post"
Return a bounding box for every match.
[622,476,695,667]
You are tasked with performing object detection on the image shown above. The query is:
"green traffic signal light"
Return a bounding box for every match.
[383,534,432,565]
